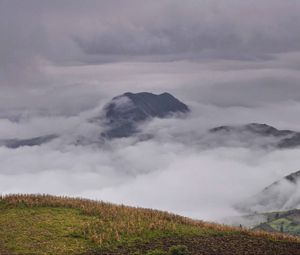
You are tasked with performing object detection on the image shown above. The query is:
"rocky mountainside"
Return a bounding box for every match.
[236,170,300,213]
[101,92,190,138]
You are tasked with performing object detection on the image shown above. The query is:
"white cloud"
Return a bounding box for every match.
[1,102,300,222]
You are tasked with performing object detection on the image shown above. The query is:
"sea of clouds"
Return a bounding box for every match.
[1,97,300,222]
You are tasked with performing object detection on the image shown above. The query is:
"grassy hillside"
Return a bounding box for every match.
[253,209,300,236]
[0,194,299,255]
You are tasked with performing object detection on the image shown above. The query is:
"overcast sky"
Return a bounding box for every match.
[1,0,300,113]
[1,0,300,222]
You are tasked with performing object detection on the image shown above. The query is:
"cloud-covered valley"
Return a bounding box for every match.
[2,98,300,222]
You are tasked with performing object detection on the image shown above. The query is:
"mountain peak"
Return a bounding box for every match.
[102,92,189,138]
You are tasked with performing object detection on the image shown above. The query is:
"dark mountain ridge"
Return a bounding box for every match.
[210,123,300,149]
[0,134,58,149]
[210,123,295,137]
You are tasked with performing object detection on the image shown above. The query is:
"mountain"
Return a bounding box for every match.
[235,170,300,213]
[0,194,299,255]
[0,92,189,148]
[101,92,190,138]
[209,123,300,149]
[0,134,58,149]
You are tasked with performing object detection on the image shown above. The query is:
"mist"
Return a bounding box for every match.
[2,101,300,222]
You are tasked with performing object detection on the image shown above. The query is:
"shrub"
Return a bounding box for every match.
[146,249,166,255]
[131,252,142,255]
[169,245,188,255]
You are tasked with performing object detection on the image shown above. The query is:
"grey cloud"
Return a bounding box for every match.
[191,80,300,107]
[72,0,300,61]
[2,0,300,74]
[1,0,300,112]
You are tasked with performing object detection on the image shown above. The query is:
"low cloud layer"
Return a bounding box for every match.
[1,102,300,222]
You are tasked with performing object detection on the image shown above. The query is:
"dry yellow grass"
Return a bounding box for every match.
[1,194,299,244]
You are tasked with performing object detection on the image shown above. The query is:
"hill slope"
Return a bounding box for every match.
[0,195,299,255]
[253,209,300,236]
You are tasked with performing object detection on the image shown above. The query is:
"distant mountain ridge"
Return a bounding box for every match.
[210,123,295,137]
[0,134,58,149]
[2,95,300,148]
[209,123,300,149]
